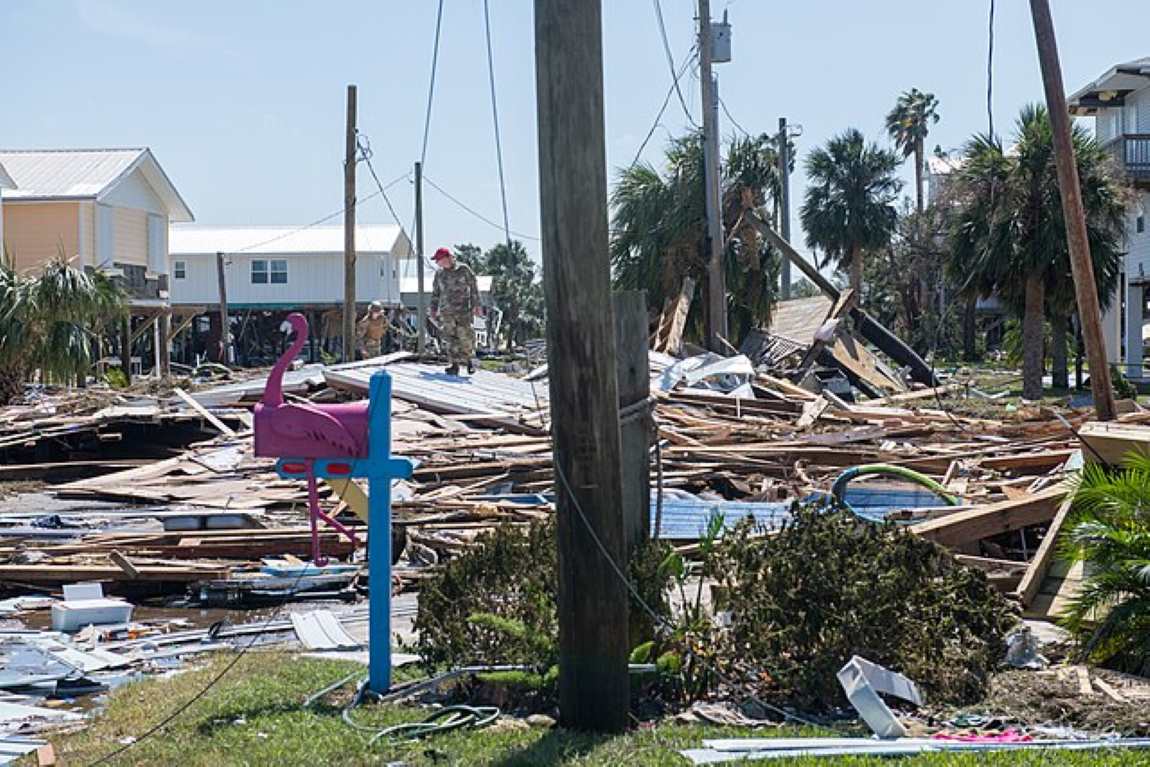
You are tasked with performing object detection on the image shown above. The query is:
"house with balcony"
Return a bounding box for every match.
[0,147,194,377]
[1069,57,1150,377]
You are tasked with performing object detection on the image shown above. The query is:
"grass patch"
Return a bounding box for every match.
[46,651,1150,766]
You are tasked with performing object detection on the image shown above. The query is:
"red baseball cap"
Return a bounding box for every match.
[432,247,452,262]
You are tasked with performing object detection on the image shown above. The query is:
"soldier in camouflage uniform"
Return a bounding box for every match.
[430,246,482,376]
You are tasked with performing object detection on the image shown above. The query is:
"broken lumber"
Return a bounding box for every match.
[912,486,1067,547]
[1013,495,1075,609]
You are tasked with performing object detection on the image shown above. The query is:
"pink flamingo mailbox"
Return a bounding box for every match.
[254,312,413,693]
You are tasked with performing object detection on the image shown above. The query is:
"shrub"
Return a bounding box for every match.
[710,506,1017,708]
[1061,453,1150,676]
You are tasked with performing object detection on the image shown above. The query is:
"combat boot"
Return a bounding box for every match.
[445,363,459,376]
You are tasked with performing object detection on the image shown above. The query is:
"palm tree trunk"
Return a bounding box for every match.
[849,244,863,298]
[914,137,925,214]
[963,293,978,361]
[1051,311,1069,390]
[1022,274,1046,400]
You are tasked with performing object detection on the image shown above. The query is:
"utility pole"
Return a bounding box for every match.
[343,84,358,364]
[777,117,792,300]
[415,161,427,355]
[698,0,727,350]
[534,0,629,733]
[215,252,229,365]
[1028,0,1116,421]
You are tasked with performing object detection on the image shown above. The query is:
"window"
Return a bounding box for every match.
[270,259,288,284]
[1139,215,1146,235]
[173,260,186,279]
[251,260,268,284]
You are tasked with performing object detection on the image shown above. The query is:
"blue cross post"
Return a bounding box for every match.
[274,371,413,694]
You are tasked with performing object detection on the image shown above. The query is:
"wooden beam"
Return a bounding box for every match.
[614,290,651,551]
[173,388,237,437]
[912,486,1067,547]
[1013,495,1075,608]
[0,564,229,583]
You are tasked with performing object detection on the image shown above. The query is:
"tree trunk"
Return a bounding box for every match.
[1050,311,1070,390]
[849,244,863,298]
[1022,274,1046,400]
[914,137,925,214]
[963,293,978,361]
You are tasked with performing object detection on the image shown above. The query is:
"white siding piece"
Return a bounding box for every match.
[101,168,167,215]
[147,214,167,274]
[113,207,148,265]
[1134,87,1150,134]
[1127,193,1150,282]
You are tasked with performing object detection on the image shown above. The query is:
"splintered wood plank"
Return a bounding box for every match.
[911,486,1066,547]
[1013,495,1075,608]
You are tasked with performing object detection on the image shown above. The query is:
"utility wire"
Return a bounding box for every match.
[227,172,408,256]
[719,95,751,138]
[629,51,698,170]
[482,0,514,249]
[422,174,540,242]
[653,0,697,127]
[356,132,409,231]
[987,0,996,137]
[420,0,446,166]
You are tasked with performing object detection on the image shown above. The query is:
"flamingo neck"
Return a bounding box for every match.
[263,319,307,406]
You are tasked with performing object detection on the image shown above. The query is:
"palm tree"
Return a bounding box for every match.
[1061,453,1150,676]
[800,129,902,297]
[610,131,782,344]
[946,106,1126,398]
[0,255,125,404]
[886,89,940,213]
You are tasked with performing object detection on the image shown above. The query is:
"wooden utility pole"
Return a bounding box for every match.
[215,252,229,365]
[158,308,171,380]
[534,0,629,733]
[1029,0,1116,421]
[119,316,132,383]
[697,0,726,351]
[343,84,358,364]
[415,161,427,355]
[777,117,792,300]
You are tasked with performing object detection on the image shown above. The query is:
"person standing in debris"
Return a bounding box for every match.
[356,301,389,360]
[430,246,482,375]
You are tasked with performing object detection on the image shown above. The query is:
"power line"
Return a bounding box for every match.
[422,174,539,241]
[718,95,751,138]
[482,0,513,248]
[356,132,409,231]
[227,171,408,256]
[653,0,697,127]
[629,50,697,170]
[420,0,446,166]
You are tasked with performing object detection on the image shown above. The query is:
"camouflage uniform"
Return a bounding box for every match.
[356,311,389,359]
[430,263,481,367]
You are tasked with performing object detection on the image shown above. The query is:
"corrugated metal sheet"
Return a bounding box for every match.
[170,224,404,256]
[324,361,549,432]
[0,162,14,189]
[0,148,142,198]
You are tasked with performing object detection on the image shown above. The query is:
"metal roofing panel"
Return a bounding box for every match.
[0,148,142,198]
[0,162,14,189]
[170,224,404,256]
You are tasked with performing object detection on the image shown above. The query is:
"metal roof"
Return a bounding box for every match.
[170,224,406,257]
[1068,56,1150,114]
[0,162,14,189]
[0,148,193,221]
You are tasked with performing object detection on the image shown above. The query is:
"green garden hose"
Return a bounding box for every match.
[830,463,960,518]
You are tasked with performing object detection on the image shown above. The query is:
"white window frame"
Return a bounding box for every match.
[173,260,187,279]
[251,259,269,284]
[270,259,288,284]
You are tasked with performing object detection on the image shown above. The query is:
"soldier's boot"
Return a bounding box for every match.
[467,360,476,375]
[445,363,460,376]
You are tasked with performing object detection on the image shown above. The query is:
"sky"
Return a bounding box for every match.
[4,0,1150,267]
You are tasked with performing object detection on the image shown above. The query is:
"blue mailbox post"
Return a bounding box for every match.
[274,371,413,693]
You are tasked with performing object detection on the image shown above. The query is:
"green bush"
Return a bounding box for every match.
[1061,453,1150,675]
[710,506,1018,708]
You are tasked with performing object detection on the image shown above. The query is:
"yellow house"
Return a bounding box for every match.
[0,148,194,376]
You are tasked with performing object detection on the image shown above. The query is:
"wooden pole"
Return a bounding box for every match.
[698,0,727,351]
[158,308,171,381]
[215,252,229,365]
[534,0,629,733]
[119,316,132,383]
[343,84,358,364]
[614,291,651,551]
[777,117,792,300]
[1029,0,1116,421]
[415,161,427,355]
